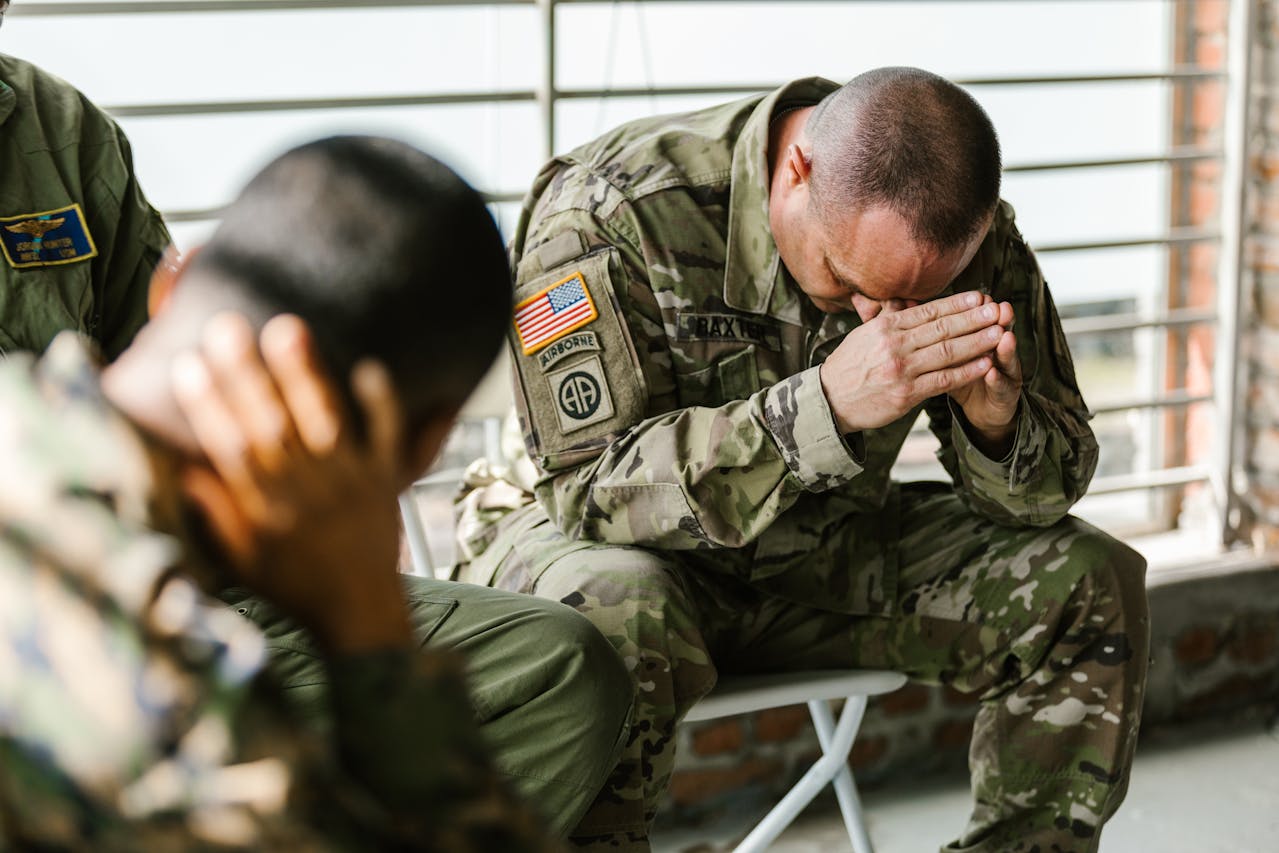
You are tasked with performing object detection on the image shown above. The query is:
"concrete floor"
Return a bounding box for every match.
[654,711,1279,852]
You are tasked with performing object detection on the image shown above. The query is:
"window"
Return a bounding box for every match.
[9,0,1246,565]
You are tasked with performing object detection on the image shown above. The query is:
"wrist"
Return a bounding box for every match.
[312,580,414,655]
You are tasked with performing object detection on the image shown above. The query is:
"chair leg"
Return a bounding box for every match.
[731,692,866,853]
[809,697,875,853]
[398,490,434,577]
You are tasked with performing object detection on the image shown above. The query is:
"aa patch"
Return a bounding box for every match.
[0,204,97,269]
[514,271,598,355]
[546,354,614,434]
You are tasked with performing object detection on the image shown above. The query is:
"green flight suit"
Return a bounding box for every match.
[0,53,169,358]
[458,78,1150,853]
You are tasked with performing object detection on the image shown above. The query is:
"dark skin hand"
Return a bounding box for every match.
[172,312,412,655]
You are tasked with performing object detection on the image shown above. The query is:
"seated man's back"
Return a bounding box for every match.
[0,135,630,850]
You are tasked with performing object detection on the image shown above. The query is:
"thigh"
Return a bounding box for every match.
[715,486,1145,692]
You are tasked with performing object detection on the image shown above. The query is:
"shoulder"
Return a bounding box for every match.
[0,53,124,152]
[541,96,756,212]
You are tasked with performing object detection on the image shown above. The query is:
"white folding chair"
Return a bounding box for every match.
[684,669,908,853]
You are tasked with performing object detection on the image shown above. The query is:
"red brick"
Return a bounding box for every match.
[1195,34,1226,69]
[1194,0,1229,35]
[1192,84,1225,132]
[753,705,810,743]
[877,684,932,716]
[691,719,744,757]
[1188,178,1220,223]
[849,735,888,770]
[932,717,976,751]
[668,758,784,807]
[1227,622,1279,665]
[1181,673,1276,717]
[1174,626,1220,666]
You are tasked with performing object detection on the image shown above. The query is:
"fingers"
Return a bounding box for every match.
[922,354,993,397]
[906,300,1004,352]
[987,330,1022,393]
[891,291,984,329]
[172,349,272,520]
[202,313,297,473]
[351,359,403,480]
[261,315,344,456]
[910,323,1003,377]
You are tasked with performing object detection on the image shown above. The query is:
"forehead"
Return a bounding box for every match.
[821,205,979,302]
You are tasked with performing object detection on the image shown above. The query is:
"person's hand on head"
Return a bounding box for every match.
[819,290,1013,435]
[172,312,412,655]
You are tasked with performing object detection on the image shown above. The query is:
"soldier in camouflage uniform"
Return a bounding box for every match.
[457,68,1150,852]
[0,136,632,850]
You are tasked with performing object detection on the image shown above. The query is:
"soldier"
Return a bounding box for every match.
[0,0,170,358]
[458,68,1151,852]
[0,136,632,850]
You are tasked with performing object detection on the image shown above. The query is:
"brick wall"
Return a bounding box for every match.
[660,0,1279,827]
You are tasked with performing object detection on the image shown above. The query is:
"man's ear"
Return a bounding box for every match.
[785,142,814,188]
[147,245,201,319]
[399,408,460,491]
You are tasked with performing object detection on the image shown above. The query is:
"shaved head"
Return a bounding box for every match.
[807,67,1001,251]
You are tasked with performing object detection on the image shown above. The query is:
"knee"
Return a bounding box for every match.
[533,601,635,748]
[1061,522,1150,653]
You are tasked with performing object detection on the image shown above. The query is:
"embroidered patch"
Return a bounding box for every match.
[675,311,782,351]
[537,330,601,372]
[0,204,98,269]
[514,271,599,355]
[546,354,614,433]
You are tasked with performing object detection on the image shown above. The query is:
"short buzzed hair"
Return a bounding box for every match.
[807,67,1001,250]
[186,136,510,425]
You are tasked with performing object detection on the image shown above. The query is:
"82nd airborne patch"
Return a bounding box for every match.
[0,204,98,269]
[546,354,614,434]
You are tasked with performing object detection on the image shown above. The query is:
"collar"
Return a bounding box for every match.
[723,77,839,321]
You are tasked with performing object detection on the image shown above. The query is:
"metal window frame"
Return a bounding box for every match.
[11,0,1251,541]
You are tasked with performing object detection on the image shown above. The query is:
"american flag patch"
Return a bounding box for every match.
[514,272,599,355]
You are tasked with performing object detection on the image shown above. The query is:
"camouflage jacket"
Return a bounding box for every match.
[0,53,170,359]
[501,78,1097,614]
[0,335,557,851]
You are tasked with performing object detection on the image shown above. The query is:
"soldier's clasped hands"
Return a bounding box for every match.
[819,289,1023,454]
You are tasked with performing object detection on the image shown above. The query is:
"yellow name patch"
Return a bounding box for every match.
[0,203,98,269]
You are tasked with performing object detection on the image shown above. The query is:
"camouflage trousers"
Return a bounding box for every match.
[459,483,1150,853]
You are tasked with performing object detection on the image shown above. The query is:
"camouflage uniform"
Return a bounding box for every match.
[0,53,170,358]
[457,78,1150,852]
[0,334,633,851]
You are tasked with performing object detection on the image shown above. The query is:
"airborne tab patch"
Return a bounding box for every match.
[0,204,98,269]
[514,271,599,355]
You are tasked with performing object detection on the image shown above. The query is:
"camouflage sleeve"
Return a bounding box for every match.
[88,121,171,361]
[512,166,864,550]
[326,649,561,852]
[927,211,1098,527]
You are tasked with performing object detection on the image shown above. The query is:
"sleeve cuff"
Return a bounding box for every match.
[948,396,1028,493]
[760,366,865,492]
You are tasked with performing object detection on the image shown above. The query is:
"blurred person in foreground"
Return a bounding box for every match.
[0,135,631,850]
[456,68,1150,852]
[0,0,169,357]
